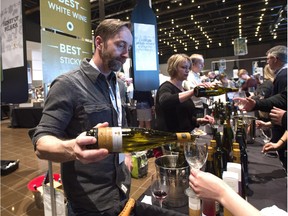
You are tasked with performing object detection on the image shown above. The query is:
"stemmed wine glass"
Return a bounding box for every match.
[259,127,276,157]
[260,127,272,144]
[184,139,208,213]
[248,87,255,97]
[233,91,247,120]
[184,139,208,170]
[150,173,169,208]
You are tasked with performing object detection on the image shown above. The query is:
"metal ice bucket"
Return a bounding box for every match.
[233,115,257,144]
[155,155,190,208]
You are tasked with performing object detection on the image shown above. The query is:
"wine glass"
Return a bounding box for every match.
[259,127,276,158]
[233,91,247,120]
[150,173,169,208]
[260,127,272,144]
[233,91,247,110]
[248,87,255,97]
[184,139,208,212]
[184,139,208,170]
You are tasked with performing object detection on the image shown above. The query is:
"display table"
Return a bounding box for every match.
[139,138,287,214]
[10,107,43,128]
[247,137,287,211]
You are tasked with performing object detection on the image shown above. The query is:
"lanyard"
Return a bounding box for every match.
[106,80,122,127]
[89,59,122,126]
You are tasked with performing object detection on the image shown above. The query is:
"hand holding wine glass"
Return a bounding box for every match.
[150,173,169,208]
[233,91,247,110]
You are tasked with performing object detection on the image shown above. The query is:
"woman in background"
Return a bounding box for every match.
[155,53,214,133]
[254,64,274,99]
[238,69,258,96]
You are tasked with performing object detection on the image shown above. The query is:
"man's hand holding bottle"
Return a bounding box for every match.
[74,122,109,164]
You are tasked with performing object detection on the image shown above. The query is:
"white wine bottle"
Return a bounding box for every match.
[86,127,194,153]
[194,85,238,97]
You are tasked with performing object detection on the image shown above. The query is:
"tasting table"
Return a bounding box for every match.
[10,106,43,128]
[138,136,287,214]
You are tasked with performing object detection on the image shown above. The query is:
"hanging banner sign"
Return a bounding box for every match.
[234,38,248,56]
[134,23,157,71]
[1,0,24,70]
[131,0,159,91]
[40,0,91,39]
[41,30,92,84]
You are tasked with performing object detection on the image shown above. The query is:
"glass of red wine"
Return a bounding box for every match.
[150,173,169,208]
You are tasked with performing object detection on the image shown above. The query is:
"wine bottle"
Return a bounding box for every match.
[222,122,233,163]
[214,132,226,175]
[232,142,240,151]
[233,149,246,199]
[210,140,217,154]
[194,85,239,97]
[86,127,194,153]
[235,133,249,188]
[202,146,216,216]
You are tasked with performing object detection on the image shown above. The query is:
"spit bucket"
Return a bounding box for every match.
[155,155,190,208]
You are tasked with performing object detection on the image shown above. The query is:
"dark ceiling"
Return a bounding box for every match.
[24,0,287,63]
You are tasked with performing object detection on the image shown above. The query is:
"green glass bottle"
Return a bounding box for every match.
[194,85,239,97]
[222,122,233,163]
[86,127,194,153]
[213,132,225,178]
[233,148,246,199]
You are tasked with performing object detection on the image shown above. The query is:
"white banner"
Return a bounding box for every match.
[1,0,24,70]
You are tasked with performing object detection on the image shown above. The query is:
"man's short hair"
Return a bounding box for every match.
[266,45,287,63]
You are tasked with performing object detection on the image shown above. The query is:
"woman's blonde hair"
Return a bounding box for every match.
[263,64,274,82]
[238,69,248,78]
[167,54,191,78]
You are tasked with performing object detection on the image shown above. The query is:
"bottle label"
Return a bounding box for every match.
[98,127,123,152]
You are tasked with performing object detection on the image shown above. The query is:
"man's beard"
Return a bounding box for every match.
[101,48,123,72]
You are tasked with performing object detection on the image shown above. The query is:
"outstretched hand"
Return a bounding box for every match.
[233,97,255,111]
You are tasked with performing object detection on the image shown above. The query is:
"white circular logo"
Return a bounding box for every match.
[67,22,74,31]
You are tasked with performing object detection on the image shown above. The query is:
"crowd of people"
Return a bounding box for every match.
[29,18,287,215]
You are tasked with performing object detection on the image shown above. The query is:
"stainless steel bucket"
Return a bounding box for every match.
[233,115,257,144]
[155,155,190,208]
